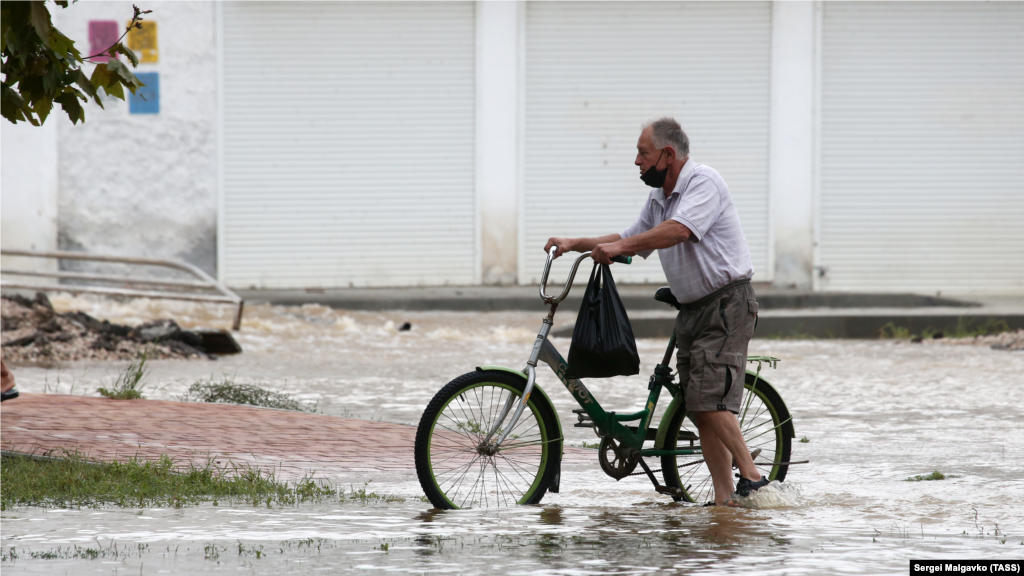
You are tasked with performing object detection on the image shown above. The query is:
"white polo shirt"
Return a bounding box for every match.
[620,158,754,304]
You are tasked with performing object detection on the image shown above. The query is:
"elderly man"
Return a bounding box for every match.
[1,358,17,401]
[544,117,766,505]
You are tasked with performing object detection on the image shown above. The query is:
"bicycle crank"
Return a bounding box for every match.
[598,436,640,480]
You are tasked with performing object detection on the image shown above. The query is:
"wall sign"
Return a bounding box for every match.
[88,20,119,62]
[129,73,159,114]
[127,20,159,63]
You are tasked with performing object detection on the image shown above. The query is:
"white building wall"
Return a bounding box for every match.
[769,1,817,289]
[50,1,218,275]
[476,1,522,285]
[1,120,60,272]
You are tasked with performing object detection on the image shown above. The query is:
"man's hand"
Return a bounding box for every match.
[591,242,626,265]
[544,237,574,258]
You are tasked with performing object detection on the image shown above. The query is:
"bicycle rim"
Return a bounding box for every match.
[662,379,791,504]
[424,381,551,509]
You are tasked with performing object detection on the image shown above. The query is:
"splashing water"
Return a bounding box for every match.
[732,481,803,509]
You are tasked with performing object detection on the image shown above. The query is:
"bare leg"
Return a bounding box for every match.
[1,359,14,393]
[696,423,736,505]
[696,407,761,483]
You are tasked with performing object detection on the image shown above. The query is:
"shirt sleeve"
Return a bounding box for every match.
[620,201,656,259]
[669,174,722,242]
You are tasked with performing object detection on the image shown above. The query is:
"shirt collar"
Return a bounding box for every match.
[650,158,698,207]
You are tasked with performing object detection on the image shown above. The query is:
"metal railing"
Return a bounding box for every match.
[0,249,245,330]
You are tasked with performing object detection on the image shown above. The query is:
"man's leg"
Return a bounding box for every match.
[1,359,14,393]
[695,410,760,504]
[693,416,736,505]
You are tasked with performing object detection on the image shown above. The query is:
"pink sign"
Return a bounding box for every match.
[88,20,119,62]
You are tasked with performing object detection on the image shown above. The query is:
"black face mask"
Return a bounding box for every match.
[640,150,668,188]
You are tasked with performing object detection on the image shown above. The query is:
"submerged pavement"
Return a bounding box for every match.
[0,393,592,483]
[0,393,416,482]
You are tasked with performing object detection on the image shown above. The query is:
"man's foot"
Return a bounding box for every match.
[734,475,770,497]
[1,388,19,402]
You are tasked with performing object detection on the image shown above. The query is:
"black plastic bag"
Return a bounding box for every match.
[565,263,640,379]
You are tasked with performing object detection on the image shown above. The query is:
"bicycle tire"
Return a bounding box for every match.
[415,370,562,509]
[660,372,794,504]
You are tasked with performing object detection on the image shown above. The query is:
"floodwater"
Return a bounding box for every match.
[3,294,1023,575]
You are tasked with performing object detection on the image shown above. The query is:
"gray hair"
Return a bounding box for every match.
[643,117,689,158]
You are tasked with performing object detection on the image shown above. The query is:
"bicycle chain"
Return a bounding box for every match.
[627,458,705,477]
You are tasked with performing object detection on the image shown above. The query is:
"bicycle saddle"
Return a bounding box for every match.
[654,286,681,310]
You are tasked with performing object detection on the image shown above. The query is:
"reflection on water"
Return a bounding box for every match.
[3,294,1024,574]
[1,498,1016,575]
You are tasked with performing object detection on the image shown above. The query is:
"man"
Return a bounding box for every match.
[544,117,766,506]
[1,358,17,402]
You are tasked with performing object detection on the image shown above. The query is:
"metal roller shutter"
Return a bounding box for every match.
[819,2,1024,294]
[221,2,476,288]
[521,2,772,285]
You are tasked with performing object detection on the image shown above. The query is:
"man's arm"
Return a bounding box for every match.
[591,220,691,264]
[544,234,622,258]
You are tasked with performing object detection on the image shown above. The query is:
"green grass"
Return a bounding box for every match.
[97,353,149,400]
[579,441,600,449]
[181,376,317,412]
[879,318,1011,341]
[905,470,946,482]
[0,451,401,510]
[799,436,810,443]
[879,322,913,340]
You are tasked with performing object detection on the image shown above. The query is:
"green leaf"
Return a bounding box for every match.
[0,8,9,51]
[90,63,112,90]
[34,95,53,123]
[55,91,83,124]
[2,83,26,109]
[105,59,134,84]
[102,79,124,100]
[18,74,43,101]
[28,1,51,48]
[73,68,98,102]
[49,28,79,64]
[109,42,138,68]
[42,62,64,95]
[3,26,17,57]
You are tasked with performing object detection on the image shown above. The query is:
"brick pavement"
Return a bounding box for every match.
[0,393,591,483]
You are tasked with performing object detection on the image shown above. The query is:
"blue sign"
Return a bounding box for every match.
[129,72,160,114]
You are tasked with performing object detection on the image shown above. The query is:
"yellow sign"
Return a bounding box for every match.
[127,20,158,63]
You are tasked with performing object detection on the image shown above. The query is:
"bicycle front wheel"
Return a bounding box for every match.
[661,373,794,504]
[415,370,561,509]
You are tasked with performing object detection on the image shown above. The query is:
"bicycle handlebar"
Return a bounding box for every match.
[539,247,632,304]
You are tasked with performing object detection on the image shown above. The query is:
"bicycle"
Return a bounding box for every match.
[414,247,796,509]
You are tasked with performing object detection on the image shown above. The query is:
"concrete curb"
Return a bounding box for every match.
[238,285,977,312]
[552,311,1024,339]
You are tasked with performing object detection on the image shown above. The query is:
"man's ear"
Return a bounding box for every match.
[662,146,677,162]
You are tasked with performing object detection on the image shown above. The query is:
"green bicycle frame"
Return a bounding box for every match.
[484,336,783,458]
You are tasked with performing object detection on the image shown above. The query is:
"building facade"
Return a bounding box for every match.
[3,1,1022,294]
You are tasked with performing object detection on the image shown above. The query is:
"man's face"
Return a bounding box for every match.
[635,127,664,175]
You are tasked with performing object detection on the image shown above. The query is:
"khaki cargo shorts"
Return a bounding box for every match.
[674,280,758,413]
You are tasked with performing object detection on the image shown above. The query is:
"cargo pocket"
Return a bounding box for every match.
[702,350,745,408]
[748,299,759,337]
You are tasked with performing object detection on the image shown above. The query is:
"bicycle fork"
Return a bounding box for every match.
[480,315,552,453]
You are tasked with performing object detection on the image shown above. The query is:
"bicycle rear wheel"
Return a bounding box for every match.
[415,370,561,509]
[660,373,793,504]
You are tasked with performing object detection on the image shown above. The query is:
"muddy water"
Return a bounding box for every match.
[3,294,1023,574]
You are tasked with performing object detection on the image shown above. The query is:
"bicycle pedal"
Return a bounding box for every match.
[655,485,684,497]
[572,408,592,425]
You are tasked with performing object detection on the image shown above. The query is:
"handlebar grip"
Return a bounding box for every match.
[611,255,632,265]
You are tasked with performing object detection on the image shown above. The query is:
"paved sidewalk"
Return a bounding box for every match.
[0,393,591,484]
